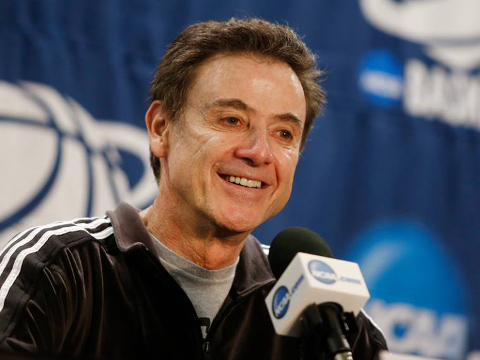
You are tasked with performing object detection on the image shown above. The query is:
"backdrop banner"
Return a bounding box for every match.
[1,1,479,359]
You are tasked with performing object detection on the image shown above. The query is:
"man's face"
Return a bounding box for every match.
[158,54,306,234]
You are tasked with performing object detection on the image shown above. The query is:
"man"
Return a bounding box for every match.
[0,18,387,359]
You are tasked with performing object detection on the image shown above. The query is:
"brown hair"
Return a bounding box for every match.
[149,18,326,181]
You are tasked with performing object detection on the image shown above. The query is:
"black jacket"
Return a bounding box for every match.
[0,203,387,359]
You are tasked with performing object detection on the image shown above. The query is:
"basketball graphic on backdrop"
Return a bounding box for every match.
[0,81,157,246]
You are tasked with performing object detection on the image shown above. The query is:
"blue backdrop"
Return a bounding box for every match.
[1,1,479,358]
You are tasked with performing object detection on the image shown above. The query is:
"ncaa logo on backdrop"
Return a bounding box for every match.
[0,81,157,246]
[359,0,480,131]
[358,49,403,109]
[345,221,470,360]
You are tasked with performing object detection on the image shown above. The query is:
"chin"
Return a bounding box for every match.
[215,214,264,235]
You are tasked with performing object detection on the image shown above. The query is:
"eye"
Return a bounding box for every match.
[222,117,241,126]
[278,129,293,140]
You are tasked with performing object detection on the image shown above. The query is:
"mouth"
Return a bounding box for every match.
[220,174,263,189]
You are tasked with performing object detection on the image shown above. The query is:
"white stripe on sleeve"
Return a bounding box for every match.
[0,219,112,313]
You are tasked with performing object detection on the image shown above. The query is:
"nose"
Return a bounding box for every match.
[234,127,274,166]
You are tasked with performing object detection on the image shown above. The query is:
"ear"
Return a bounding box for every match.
[145,100,171,158]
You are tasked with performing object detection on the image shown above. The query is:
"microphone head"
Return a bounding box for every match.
[268,227,333,279]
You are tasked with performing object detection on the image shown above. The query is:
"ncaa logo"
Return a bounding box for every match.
[346,221,470,360]
[359,0,480,130]
[360,0,480,70]
[272,286,291,319]
[308,260,336,284]
[358,49,404,109]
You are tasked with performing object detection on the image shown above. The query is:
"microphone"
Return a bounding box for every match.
[265,227,370,360]
[268,227,334,279]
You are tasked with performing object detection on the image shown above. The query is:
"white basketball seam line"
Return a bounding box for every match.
[0,225,113,313]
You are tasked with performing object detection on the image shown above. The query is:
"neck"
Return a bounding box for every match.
[140,198,248,270]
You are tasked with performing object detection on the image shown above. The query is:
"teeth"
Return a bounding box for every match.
[226,175,262,189]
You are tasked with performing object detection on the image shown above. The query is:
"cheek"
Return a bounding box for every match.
[277,152,299,183]
[170,128,205,162]
[272,155,298,213]
[176,134,234,177]
[197,133,238,159]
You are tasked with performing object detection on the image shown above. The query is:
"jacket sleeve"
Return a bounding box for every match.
[351,309,389,359]
[0,247,92,358]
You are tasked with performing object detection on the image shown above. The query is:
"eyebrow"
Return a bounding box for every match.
[204,98,304,129]
[204,98,251,112]
[275,113,304,130]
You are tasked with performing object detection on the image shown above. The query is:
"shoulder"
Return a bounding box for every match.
[241,234,271,266]
[260,243,270,256]
[232,235,275,296]
[356,308,389,352]
[0,216,114,267]
[0,215,115,292]
[0,216,114,334]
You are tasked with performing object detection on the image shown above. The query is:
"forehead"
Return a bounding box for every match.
[187,54,307,121]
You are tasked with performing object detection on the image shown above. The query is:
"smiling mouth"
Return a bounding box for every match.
[221,175,262,189]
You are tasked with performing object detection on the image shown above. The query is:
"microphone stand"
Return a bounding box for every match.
[300,302,358,360]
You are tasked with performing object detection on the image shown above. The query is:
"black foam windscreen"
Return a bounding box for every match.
[268,227,333,279]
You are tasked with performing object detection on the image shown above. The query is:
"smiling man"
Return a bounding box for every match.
[142,54,306,269]
[0,18,386,360]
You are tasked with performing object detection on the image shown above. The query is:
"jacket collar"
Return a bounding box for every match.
[233,233,276,296]
[107,202,275,295]
[107,202,159,255]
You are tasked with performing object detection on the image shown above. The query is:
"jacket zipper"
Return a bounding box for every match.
[203,279,276,357]
[143,248,207,359]
[143,245,276,359]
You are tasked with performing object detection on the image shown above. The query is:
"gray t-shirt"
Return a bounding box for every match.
[150,234,238,338]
